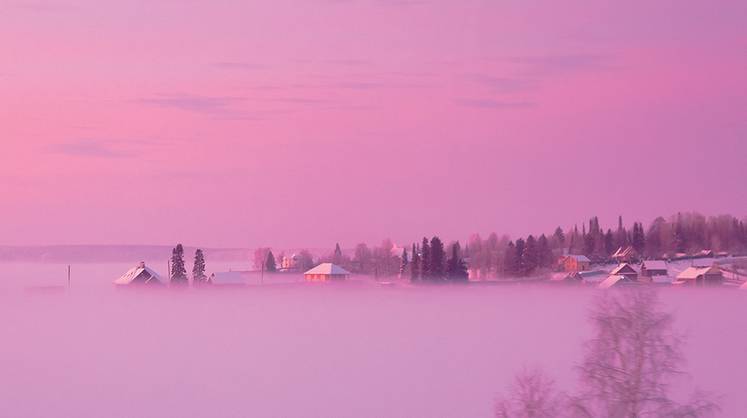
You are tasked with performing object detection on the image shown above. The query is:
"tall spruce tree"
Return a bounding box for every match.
[333,243,343,264]
[170,243,188,286]
[399,247,409,278]
[632,222,646,254]
[421,237,431,280]
[553,226,566,249]
[410,243,421,281]
[604,229,614,256]
[504,241,516,277]
[514,238,526,276]
[265,250,277,272]
[446,242,469,281]
[522,235,538,275]
[429,236,446,280]
[616,215,629,249]
[192,248,207,285]
[537,234,552,268]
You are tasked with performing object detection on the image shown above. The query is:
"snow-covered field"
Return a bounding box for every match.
[0,262,745,417]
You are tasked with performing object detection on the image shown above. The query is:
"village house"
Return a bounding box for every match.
[609,263,639,281]
[640,260,668,278]
[304,263,351,281]
[560,255,591,272]
[674,265,723,286]
[612,246,638,263]
[113,262,162,286]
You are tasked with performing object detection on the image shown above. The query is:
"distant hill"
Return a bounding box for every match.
[0,245,251,263]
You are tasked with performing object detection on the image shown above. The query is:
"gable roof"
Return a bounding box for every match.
[610,263,637,275]
[599,275,629,289]
[642,260,668,271]
[676,265,721,280]
[566,255,590,262]
[304,263,351,276]
[114,262,162,285]
[613,246,636,257]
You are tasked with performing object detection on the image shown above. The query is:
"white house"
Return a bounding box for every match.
[304,263,351,281]
[114,262,162,286]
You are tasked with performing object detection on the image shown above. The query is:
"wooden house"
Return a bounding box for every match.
[674,265,723,286]
[610,263,638,281]
[560,255,591,272]
[304,263,351,281]
[640,260,668,277]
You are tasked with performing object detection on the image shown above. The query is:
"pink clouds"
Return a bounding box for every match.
[1,0,745,247]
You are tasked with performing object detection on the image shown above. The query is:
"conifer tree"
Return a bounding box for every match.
[537,234,552,268]
[333,243,343,264]
[410,243,421,281]
[421,237,431,280]
[399,247,409,278]
[522,235,538,275]
[429,236,446,280]
[616,215,629,249]
[192,248,207,285]
[446,242,469,281]
[170,243,188,286]
[553,227,566,248]
[265,250,277,272]
[514,238,526,276]
[604,229,614,256]
[504,241,516,277]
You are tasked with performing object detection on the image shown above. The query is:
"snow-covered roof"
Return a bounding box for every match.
[566,255,590,262]
[304,263,351,276]
[613,246,636,257]
[676,266,720,280]
[576,270,607,283]
[610,263,637,275]
[599,275,627,289]
[113,262,162,285]
[642,260,668,271]
[209,271,245,285]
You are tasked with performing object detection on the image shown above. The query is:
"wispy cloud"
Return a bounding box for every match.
[47,139,133,158]
[507,54,612,76]
[466,74,536,93]
[136,93,247,116]
[214,62,265,71]
[456,99,536,109]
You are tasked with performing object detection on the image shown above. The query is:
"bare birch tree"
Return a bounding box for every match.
[496,289,719,418]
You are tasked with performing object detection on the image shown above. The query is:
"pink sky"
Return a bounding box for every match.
[1,0,746,248]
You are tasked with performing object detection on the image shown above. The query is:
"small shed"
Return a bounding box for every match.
[674,265,723,286]
[610,263,638,281]
[641,260,668,277]
[304,263,351,281]
[561,255,591,272]
[114,262,162,286]
[208,271,246,286]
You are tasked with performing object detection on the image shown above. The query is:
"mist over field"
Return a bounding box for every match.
[1,263,745,417]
